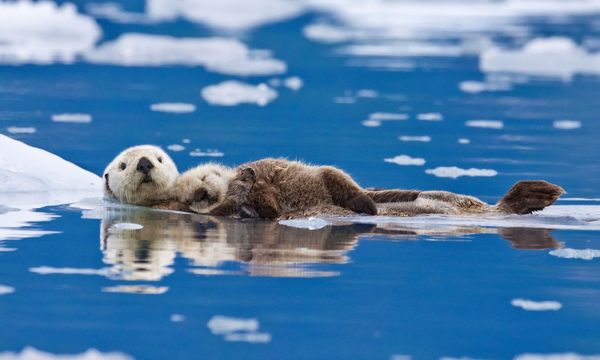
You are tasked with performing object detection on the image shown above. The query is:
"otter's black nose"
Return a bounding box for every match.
[136,157,154,174]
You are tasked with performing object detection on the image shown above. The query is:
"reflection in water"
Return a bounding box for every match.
[93,204,563,280]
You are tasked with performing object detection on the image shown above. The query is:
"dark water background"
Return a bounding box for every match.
[1,1,600,359]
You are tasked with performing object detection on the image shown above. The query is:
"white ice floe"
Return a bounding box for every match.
[283,76,303,91]
[362,112,408,127]
[207,315,260,334]
[515,353,600,360]
[167,144,185,152]
[385,155,426,166]
[465,120,504,129]
[0,1,101,65]
[201,81,278,106]
[113,222,143,230]
[224,332,272,343]
[553,120,582,129]
[549,248,600,260]
[399,136,431,142]
[207,315,271,343]
[459,80,512,94]
[511,298,562,311]
[481,37,600,81]
[30,266,113,276]
[356,89,379,98]
[170,314,186,322]
[0,134,102,192]
[7,127,36,134]
[51,113,92,123]
[102,285,169,294]
[0,285,15,295]
[84,33,287,76]
[86,2,157,24]
[279,217,332,230]
[146,0,305,30]
[425,166,497,178]
[189,149,224,157]
[417,113,443,121]
[458,138,471,144]
[150,103,196,113]
[0,347,134,360]
[182,139,191,143]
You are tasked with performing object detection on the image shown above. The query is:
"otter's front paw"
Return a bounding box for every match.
[345,195,377,215]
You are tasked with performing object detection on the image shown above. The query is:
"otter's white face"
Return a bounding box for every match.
[103,145,179,206]
[176,164,236,214]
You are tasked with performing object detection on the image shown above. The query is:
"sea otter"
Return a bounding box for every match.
[175,159,565,219]
[103,145,187,210]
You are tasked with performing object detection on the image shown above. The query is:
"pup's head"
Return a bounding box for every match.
[175,163,235,214]
[103,145,178,206]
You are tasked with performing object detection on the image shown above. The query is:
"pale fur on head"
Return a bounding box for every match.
[103,145,179,206]
[175,163,236,213]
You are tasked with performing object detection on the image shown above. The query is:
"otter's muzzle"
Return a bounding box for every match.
[137,157,154,175]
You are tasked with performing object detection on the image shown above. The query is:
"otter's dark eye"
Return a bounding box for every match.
[157,157,162,163]
[120,163,126,170]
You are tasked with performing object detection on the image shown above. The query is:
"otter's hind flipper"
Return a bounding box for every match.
[364,189,421,203]
[494,180,565,214]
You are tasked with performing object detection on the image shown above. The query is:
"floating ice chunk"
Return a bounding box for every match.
[0,346,134,360]
[361,120,382,127]
[189,149,224,157]
[370,113,409,121]
[182,139,191,144]
[86,2,156,24]
[385,155,425,166]
[114,223,143,230]
[549,248,600,260]
[30,266,112,276]
[459,80,512,94]
[0,1,101,65]
[481,37,600,81]
[399,136,431,142]
[0,285,15,295]
[511,298,562,311]
[201,81,278,106]
[7,127,36,134]
[465,120,504,129]
[102,285,169,294]
[146,0,305,30]
[84,34,287,76]
[302,24,355,43]
[170,314,186,322]
[51,113,92,123]
[515,353,600,360]
[458,138,471,144]
[207,315,259,335]
[284,76,303,91]
[279,217,332,230]
[362,112,408,126]
[356,89,379,98]
[417,113,443,121]
[167,144,185,152]
[553,120,582,129]
[391,356,413,360]
[425,167,497,179]
[0,134,102,192]
[224,332,272,343]
[150,103,196,113]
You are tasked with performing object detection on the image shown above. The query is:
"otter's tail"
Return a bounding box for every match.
[494,180,565,214]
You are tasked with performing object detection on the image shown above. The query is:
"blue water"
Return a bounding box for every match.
[2,1,600,359]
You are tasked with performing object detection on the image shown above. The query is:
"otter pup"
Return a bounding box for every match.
[176,159,379,218]
[103,145,186,210]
